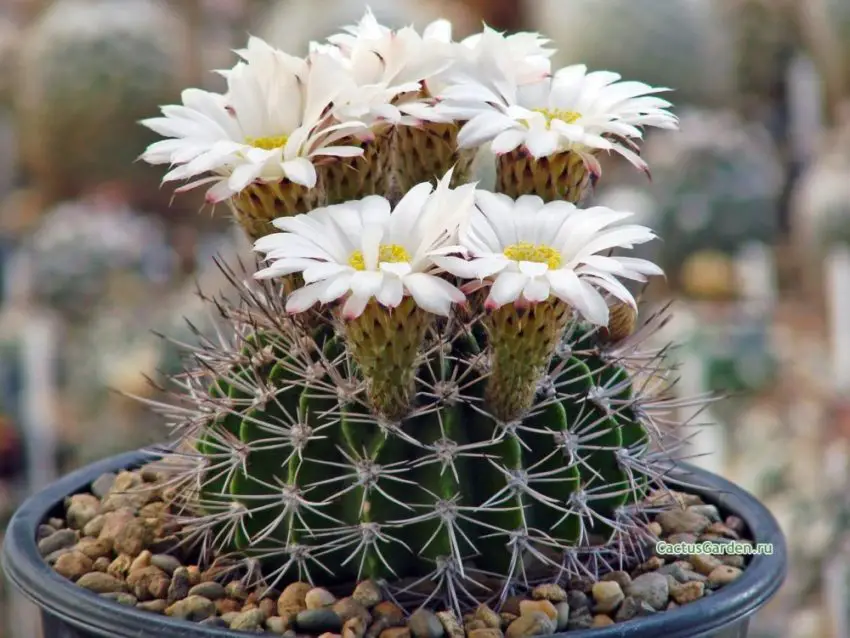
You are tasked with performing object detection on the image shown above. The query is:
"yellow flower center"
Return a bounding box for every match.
[532,108,581,127]
[246,134,290,150]
[503,242,562,269]
[349,244,411,271]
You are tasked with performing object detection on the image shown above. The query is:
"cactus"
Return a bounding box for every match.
[639,109,784,299]
[528,0,736,108]
[15,0,184,203]
[23,196,177,323]
[720,0,800,117]
[137,16,707,614]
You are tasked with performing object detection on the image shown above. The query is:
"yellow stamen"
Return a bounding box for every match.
[246,134,290,150]
[532,108,581,127]
[503,242,562,269]
[349,244,411,271]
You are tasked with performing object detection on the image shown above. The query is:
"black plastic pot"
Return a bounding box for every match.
[3,450,787,638]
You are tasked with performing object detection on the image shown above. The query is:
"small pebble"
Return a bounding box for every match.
[591,581,623,614]
[690,554,723,576]
[98,509,135,543]
[352,580,383,608]
[708,565,743,587]
[333,598,371,625]
[216,598,241,615]
[279,582,312,616]
[592,615,615,627]
[167,567,191,604]
[472,604,501,629]
[137,600,169,614]
[505,612,554,638]
[409,608,445,638]
[92,557,110,573]
[130,550,152,572]
[107,554,133,579]
[468,630,502,638]
[688,504,721,523]
[48,517,65,529]
[77,572,128,594]
[706,521,740,540]
[565,609,593,631]
[150,554,181,576]
[554,602,570,632]
[436,611,464,638]
[306,588,337,610]
[54,551,93,581]
[626,572,669,611]
[37,524,56,541]
[725,515,746,535]
[601,571,631,589]
[165,595,215,621]
[38,529,78,557]
[83,515,107,538]
[373,601,405,626]
[113,520,151,557]
[45,548,73,565]
[634,556,664,575]
[656,509,711,535]
[530,584,566,603]
[221,611,240,625]
[647,521,663,537]
[343,615,369,638]
[74,537,113,561]
[670,581,705,604]
[189,581,226,600]
[65,494,101,530]
[225,581,249,601]
[266,616,290,634]
[91,473,117,499]
[230,608,267,631]
[565,590,588,611]
[296,609,344,633]
[100,592,138,606]
[518,600,557,622]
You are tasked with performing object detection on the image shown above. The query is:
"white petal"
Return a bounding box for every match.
[342,292,371,319]
[281,158,318,187]
[518,261,549,277]
[522,277,551,303]
[403,273,463,316]
[285,281,327,313]
[487,271,527,307]
[377,276,404,307]
[547,269,609,325]
[491,129,526,154]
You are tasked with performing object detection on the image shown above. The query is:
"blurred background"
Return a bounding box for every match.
[0,0,849,636]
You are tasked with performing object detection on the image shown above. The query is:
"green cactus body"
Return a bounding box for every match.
[16,0,184,202]
[177,289,654,600]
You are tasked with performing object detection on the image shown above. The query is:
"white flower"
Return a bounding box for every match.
[433,26,554,95]
[437,64,678,172]
[252,170,477,318]
[433,192,663,325]
[140,37,366,203]
[321,9,455,124]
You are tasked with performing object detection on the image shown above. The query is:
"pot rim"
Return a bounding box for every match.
[2,449,787,638]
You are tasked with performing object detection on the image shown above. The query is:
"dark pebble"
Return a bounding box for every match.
[38,529,77,557]
[296,608,343,633]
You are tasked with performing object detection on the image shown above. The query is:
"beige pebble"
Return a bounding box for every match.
[518,599,557,622]
[54,551,93,581]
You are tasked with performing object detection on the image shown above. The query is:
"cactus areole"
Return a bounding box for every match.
[2,9,786,636]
